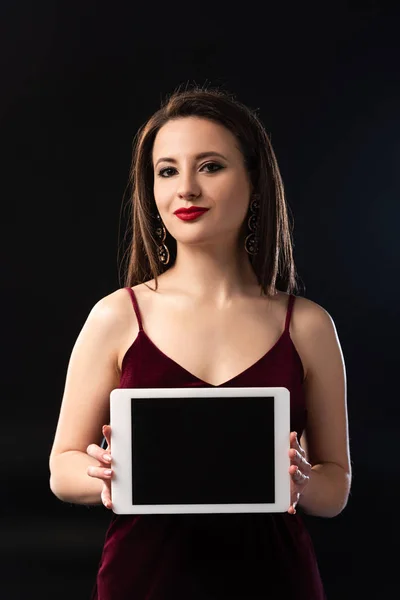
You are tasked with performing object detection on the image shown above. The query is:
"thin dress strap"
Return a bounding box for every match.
[124,287,143,332]
[284,294,295,333]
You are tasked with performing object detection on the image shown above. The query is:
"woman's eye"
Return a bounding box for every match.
[158,167,176,178]
[202,162,223,173]
[157,162,223,178]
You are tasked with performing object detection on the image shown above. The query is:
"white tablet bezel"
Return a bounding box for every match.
[110,387,290,514]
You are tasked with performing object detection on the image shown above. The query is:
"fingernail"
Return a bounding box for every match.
[104,469,112,476]
[103,454,112,462]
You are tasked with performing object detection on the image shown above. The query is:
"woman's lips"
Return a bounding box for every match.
[174,208,209,221]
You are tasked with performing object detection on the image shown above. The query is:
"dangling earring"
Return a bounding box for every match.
[244,193,260,255]
[155,213,170,265]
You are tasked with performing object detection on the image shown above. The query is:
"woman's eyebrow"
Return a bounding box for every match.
[154,151,227,168]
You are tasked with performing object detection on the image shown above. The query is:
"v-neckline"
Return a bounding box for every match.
[139,328,288,387]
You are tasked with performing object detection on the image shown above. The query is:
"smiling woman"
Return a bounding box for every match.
[125,86,295,293]
[151,117,255,261]
[49,84,350,600]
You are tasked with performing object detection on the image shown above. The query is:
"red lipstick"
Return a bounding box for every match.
[174,207,210,221]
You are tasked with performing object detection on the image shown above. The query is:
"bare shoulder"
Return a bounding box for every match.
[290,293,334,325]
[89,286,142,327]
[291,294,338,339]
[95,284,156,359]
[286,293,341,380]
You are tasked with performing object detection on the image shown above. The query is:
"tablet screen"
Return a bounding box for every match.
[131,396,275,505]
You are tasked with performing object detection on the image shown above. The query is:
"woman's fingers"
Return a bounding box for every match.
[289,431,306,456]
[87,465,113,478]
[287,432,312,515]
[102,424,111,449]
[85,456,113,510]
[290,448,308,467]
[288,432,311,476]
[101,483,112,509]
[86,428,113,510]
[86,443,112,465]
[289,463,310,496]
[290,490,301,513]
[289,463,310,480]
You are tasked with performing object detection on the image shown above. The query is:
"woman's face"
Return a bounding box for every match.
[152,117,253,249]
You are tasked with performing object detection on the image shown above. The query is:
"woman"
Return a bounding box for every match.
[49,86,351,599]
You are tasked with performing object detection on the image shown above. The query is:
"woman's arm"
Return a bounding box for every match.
[49,290,127,505]
[296,299,351,518]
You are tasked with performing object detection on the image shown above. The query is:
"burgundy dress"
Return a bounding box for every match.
[90,287,326,599]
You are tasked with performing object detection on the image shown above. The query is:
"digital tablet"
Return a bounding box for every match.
[109,387,290,515]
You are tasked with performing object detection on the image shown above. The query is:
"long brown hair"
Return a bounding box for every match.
[119,85,303,297]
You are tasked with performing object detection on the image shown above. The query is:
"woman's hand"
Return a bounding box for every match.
[288,431,311,514]
[86,424,113,509]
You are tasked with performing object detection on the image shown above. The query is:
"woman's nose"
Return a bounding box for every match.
[177,190,200,201]
[176,171,201,200]
[177,181,200,200]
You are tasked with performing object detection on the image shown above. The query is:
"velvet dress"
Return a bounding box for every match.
[90,287,326,599]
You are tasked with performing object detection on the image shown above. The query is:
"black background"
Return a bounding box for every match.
[2,1,399,598]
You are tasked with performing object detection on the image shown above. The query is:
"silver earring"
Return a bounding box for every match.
[155,213,170,265]
[244,194,260,255]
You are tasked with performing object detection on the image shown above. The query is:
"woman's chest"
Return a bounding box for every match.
[119,293,291,387]
[151,314,285,386]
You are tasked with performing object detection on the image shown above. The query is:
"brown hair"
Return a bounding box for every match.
[119,84,303,297]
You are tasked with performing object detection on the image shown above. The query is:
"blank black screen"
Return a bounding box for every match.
[130,396,275,505]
